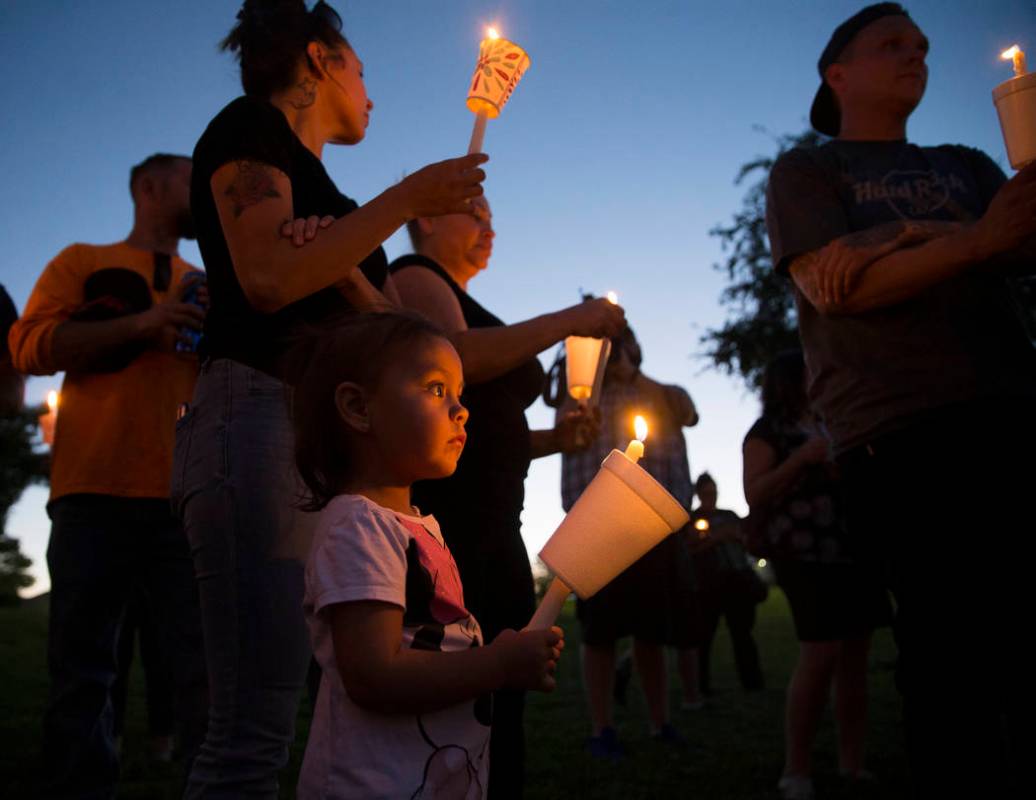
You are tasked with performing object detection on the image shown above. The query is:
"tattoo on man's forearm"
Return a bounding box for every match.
[287,77,317,110]
[842,220,959,248]
[841,222,911,248]
[224,161,281,218]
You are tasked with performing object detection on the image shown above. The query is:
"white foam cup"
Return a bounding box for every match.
[993,72,1036,170]
[528,449,690,629]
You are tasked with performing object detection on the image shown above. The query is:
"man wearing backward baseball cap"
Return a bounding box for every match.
[765,3,1036,797]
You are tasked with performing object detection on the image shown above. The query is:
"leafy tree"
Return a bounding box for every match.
[699,129,821,390]
[0,406,48,604]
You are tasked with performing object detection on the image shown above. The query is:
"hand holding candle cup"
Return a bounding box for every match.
[564,293,624,407]
[528,416,690,630]
[993,43,1036,170]
[466,26,530,154]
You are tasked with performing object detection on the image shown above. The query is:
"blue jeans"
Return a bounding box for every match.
[172,359,314,799]
[43,494,206,800]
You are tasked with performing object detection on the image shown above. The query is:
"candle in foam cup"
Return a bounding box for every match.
[624,415,648,463]
[993,44,1036,170]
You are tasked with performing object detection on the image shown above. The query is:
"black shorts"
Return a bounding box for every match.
[773,559,891,642]
[576,534,701,647]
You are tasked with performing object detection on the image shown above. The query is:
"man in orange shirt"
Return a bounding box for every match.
[9,154,207,798]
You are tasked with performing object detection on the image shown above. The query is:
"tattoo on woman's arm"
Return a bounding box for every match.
[224,161,281,218]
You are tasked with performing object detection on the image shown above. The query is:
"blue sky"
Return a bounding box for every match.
[2,0,1032,595]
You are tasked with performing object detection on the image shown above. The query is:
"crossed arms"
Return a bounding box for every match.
[787,163,1036,315]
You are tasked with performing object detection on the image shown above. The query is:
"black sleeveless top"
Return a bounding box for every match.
[191,96,388,383]
[389,254,544,631]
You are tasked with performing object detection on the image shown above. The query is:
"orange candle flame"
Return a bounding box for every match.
[1001,44,1027,76]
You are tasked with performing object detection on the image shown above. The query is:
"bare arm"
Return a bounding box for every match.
[742,435,826,510]
[330,602,561,715]
[393,266,626,384]
[529,405,601,459]
[277,214,397,311]
[212,155,486,313]
[48,301,204,373]
[633,373,698,427]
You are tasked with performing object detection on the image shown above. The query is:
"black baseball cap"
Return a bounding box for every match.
[810,3,911,136]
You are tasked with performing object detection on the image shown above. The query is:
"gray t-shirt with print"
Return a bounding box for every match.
[766,139,1036,453]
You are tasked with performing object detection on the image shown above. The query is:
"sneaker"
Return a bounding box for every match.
[777,774,814,800]
[149,735,174,763]
[651,722,686,747]
[586,726,625,761]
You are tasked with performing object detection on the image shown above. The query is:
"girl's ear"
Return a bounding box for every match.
[334,381,370,433]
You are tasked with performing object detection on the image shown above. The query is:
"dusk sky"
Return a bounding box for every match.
[2,0,1032,596]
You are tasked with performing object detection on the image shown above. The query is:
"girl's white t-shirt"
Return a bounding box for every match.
[299,494,491,800]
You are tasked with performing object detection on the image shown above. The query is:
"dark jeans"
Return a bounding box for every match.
[697,584,764,693]
[112,585,175,738]
[172,359,313,799]
[838,398,1035,798]
[43,494,206,800]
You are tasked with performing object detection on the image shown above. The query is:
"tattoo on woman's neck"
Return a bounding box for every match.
[288,77,317,109]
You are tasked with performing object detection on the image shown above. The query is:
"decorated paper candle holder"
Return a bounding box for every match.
[528,447,690,630]
[993,45,1036,170]
[466,29,530,153]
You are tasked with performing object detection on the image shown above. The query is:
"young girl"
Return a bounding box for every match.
[293,312,564,799]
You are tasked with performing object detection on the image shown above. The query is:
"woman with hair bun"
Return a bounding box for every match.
[171,2,487,796]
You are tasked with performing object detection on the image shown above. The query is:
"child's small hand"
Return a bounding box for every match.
[491,626,565,692]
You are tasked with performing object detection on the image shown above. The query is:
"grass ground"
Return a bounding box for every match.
[1,590,909,798]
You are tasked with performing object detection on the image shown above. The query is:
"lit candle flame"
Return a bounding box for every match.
[694,518,709,532]
[634,415,648,442]
[47,390,58,411]
[486,26,500,40]
[606,291,618,305]
[1001,44,1027,77]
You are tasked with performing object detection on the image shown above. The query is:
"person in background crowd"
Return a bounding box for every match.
[743,351,890,800]
[1,285,24,415]
[549,325,698,760]
[689,472,765,698]
[8,152,208,798]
